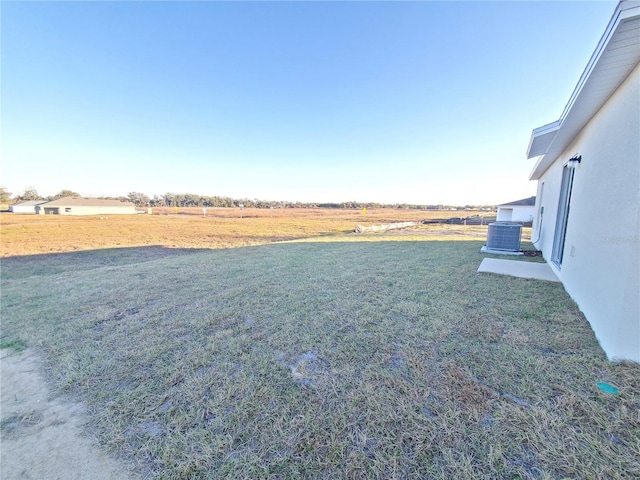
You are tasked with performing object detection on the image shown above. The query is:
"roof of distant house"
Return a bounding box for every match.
[42,197,136,207]
[497,196,536,207]
[11,200,48,206]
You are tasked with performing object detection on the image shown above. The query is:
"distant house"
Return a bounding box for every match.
[9,200,48,214]
[35,197,137,215]
[525,1,639,362]
[496,196,536,223]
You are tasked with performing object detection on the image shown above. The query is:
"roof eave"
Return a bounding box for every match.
[528,156,547,181]
[526,120,562,158]
[526,120,562,181]
[525,1,640,181]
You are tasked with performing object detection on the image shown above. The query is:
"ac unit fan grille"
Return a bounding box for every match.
[486,222,522,252]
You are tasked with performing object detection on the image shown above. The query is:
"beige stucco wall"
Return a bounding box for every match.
[40,205,137,215]
[534,63,639,362]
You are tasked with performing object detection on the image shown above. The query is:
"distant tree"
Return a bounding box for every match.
[163,193,177,207]
[0,186,11,204]
[127,192,150,206]
[51,189,80,200]
[150,195,165,207]
[18,186,41,201]
[184,193,200,206]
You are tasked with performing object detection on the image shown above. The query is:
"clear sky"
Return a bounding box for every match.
[1,0,618,205]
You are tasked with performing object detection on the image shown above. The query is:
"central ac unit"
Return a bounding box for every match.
[486,222,522,252]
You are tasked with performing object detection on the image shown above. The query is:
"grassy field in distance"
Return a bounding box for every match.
[0,208,496,257]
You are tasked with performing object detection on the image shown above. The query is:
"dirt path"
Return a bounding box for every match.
[0,348,137,480]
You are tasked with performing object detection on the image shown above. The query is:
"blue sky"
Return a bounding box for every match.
[1,1,617,205]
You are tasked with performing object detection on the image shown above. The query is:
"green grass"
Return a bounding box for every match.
[1,239,639,479]
[0,337,27,352]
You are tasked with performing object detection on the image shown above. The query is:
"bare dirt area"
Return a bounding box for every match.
[0,349,136,480]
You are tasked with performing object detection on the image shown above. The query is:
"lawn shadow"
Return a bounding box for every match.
[1,246,212,281]
[1,236,542,282]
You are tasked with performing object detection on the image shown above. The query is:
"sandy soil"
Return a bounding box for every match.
[0,348,137,480]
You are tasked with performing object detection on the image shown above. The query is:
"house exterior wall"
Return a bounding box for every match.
[59,205,137,215]
[9,205,38,214]
[533,63,639,361]
[497,206,535,223]
[36,205,137,215]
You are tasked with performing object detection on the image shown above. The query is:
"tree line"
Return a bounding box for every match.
[0,186,80,204]
[0,186,494,211]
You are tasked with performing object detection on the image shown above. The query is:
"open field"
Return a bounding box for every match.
[0,209,495,257]
[1,211,638,479]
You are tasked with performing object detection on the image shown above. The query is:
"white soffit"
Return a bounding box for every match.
[527,1,640,180]
[527,120,561,158]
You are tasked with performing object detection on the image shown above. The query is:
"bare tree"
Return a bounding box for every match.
[18,186,41,201]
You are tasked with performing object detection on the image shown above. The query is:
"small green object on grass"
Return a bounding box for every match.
[597,382,619,394]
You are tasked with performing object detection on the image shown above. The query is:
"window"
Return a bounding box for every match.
[535,182,544,241]
[551,165,575,267]
[65,208,72,213]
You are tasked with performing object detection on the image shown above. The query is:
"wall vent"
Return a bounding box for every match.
[486,222,522,252]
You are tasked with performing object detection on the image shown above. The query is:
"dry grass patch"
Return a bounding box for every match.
[0,209,489,257]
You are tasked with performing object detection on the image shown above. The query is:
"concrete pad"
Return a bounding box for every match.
[480,246,523,256]
[477,258,560,282]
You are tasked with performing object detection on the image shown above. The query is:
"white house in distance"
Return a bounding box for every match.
[9,200,48,214]
[526,1,639,362]
[35,197,137,215]
[496,197,536,223]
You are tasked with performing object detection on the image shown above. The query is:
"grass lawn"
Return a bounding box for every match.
[1,231,639,478]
